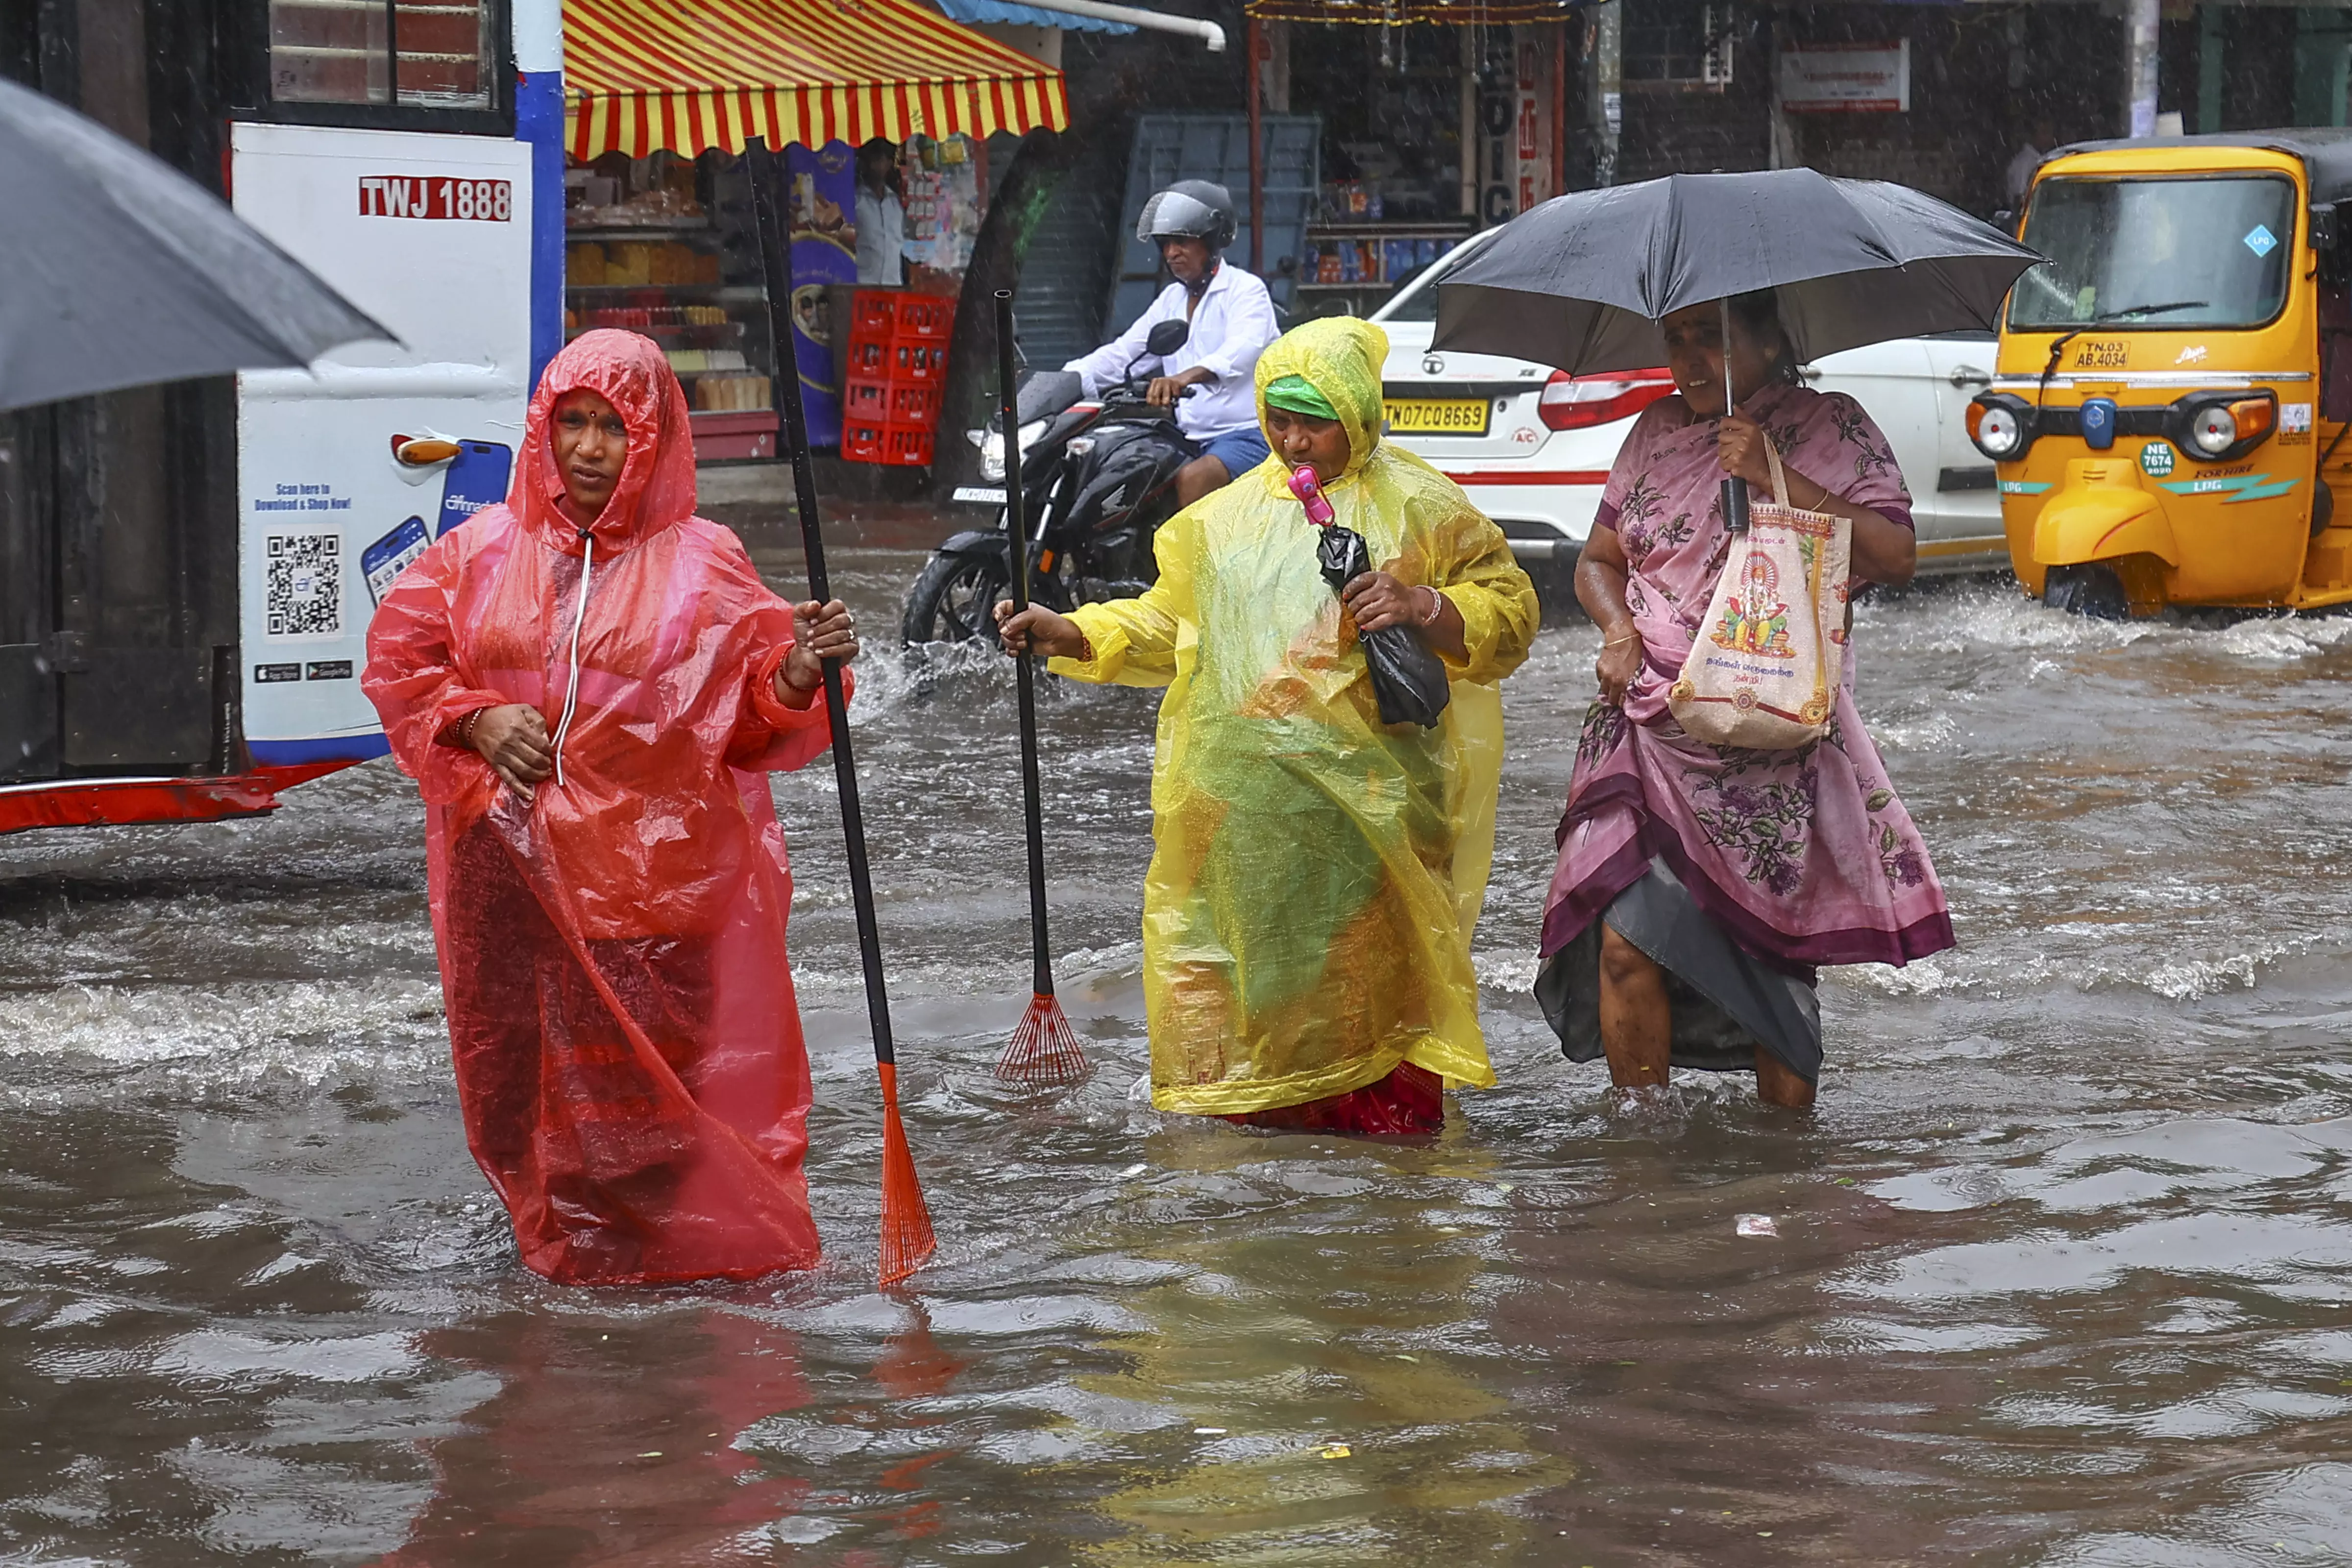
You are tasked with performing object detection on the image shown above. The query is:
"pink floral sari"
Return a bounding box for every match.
[1541,380,1953,980]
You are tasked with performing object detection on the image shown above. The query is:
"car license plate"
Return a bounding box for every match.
[1384,398,1490,436]
[952,486,1007,505]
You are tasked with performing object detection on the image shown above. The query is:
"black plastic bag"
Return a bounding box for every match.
[1316,524,1450,728]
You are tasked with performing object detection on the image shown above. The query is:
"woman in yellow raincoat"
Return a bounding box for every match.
[998,317,1538,1134]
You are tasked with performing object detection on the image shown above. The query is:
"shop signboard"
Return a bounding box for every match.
[230,122,534,765]
[1516,41,1544,215]
[1778,41,1911,114]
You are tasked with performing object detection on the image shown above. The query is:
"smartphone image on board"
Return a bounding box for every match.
[362,515,429,607]
[436,440,514,538]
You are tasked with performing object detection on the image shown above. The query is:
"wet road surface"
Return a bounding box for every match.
[7,528,2352,1565]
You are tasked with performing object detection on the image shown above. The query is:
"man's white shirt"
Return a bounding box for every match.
[1063,263,1280,441]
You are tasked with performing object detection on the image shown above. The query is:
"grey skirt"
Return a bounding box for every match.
[1535,857,1823,1081]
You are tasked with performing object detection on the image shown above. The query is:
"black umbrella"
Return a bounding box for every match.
[0,76,391,413]
[1433,168,2040,376]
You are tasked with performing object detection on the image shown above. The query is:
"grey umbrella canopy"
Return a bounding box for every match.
[0,76,392,413]
[1433,169,2042,375]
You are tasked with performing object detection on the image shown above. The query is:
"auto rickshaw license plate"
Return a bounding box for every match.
[1385,398,1490,436]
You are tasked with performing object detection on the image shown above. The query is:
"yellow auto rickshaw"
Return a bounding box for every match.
[1973,131,2352,616]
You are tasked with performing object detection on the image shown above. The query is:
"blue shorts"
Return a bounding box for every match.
[1197,426,1272,479]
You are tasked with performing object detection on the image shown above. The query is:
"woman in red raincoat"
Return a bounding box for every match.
[364,330,854,1286]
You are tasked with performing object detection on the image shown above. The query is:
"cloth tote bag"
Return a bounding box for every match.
[1667,440,1853,750]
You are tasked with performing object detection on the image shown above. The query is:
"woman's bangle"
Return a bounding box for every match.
[1417,585,1445,627]
[1602,630,1642,647]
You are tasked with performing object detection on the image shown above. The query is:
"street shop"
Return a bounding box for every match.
[559,0,1066,466]
[1244,0,1580,318]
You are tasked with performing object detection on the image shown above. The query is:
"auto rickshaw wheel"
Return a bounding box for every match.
[2043,564,2131,620]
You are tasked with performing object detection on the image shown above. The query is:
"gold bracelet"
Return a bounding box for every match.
[1602,631,1642,646]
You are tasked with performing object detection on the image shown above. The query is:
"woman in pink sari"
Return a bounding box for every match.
[1537,292,1954,1108]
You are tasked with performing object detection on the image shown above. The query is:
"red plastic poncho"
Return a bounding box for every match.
[363,329,842,1286]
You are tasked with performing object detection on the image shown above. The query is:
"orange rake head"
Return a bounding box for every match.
[876,1061,936,1289]
[995,991,1088,1084]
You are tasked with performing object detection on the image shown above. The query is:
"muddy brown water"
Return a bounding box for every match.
[7,530,2352,1565]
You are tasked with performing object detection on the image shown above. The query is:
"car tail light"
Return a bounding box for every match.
[1538,368,1676,432]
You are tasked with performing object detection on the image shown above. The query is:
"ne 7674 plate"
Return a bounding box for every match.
[952,486,1008,506]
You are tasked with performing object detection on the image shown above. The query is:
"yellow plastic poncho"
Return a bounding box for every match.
[1051,316,1539,1116]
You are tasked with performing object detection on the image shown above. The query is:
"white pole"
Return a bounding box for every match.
[512,0,561,74]
[2124,0,2159,138]
[1008,0,1224,50]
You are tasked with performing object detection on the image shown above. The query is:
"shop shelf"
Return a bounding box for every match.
[688,410,778,463]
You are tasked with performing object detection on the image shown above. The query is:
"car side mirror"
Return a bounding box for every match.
[1146,319,1190,357]
[2316,202,2348,289]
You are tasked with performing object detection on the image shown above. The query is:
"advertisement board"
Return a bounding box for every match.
[1778,41,1911,115]
[785,141,857,449]
[231,123,534,765]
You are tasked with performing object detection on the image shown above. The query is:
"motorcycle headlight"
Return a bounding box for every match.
[977,430,1006,482]
[1970,402,2023,460]
[2190,404,2238,456]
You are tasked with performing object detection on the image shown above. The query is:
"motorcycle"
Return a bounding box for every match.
[901,318,1198,645]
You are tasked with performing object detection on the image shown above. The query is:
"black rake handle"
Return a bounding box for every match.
[994,289,1055,999]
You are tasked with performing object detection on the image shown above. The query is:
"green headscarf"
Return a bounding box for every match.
[1262,374,1340,421]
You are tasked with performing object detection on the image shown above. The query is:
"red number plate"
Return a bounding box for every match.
[358,176,514,221]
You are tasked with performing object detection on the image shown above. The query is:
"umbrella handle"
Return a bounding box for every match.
[1719,297,1749,534]
[1722,477,1750,535]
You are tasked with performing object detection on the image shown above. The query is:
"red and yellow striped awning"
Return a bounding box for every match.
[565,0,1069,162]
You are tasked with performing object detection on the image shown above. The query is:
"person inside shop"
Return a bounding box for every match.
[362,328,858,1287]
[2005,117,2058,212]
[855,138,905,287]
[1065,180,1282,509]
[1002,315,1539,1136]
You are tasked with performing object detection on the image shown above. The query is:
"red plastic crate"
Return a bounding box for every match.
[848,290,956,346]
[891,294,955,341]
[847,292,901,343]
[890,341,949,382]
[884,381,942,422]
[846,339,889,377]
[842,378,940,424]
[841,417,934,466]
[879,421,934,466]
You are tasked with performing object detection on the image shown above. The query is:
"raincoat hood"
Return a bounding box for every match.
[1254,316,1389,476]
[514,328,698,556]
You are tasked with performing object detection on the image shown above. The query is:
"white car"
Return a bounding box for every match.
[1367,235,2007,575]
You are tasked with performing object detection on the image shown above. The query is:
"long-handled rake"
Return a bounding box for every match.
[990,288,1087,1085]
[748,140,935,1287]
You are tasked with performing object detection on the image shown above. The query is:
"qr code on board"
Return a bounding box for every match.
[266,533,343,638]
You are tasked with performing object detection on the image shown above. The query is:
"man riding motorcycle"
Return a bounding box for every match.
[1063,181,1282,510]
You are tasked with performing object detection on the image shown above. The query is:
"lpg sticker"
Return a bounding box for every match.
[2140,441,2177,477]
[2282,402,2315,445]
[2175,344,2208,366]
[2244,223,2278,257]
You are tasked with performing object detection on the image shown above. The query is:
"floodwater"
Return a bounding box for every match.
[8,529,2352,1567]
